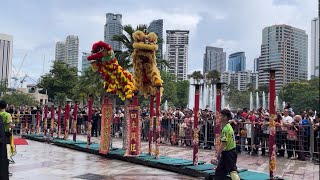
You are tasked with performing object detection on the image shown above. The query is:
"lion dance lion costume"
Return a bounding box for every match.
[132,30,163,97]
[87,41,136,100]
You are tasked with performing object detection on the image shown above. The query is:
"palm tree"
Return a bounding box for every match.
[187,71,204,84]
[112,24,170,70]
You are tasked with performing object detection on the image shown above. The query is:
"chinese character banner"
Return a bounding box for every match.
[125,105,141,157]
[99,103,113,154]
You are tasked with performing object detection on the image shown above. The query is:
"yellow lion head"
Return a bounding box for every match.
[132,31,158,51]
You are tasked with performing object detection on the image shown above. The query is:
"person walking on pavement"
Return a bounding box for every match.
[211,109,240,180]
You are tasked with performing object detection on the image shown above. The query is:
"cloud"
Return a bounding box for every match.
[210,39,239,53]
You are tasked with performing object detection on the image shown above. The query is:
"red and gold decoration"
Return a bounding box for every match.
[155,87,161,159]
[99,97,113,154]
[268,70,277,179]
[215,83,223,153]
[64,103,70,140]
[125,105,141,156]
[132,30,163,97]
[50,105,54,139]
[57,106,61,138]
[193,85,200,165]
[87,95,93,147]
[87,41,136,101]
[73,101,78,142]
[43,105,48,139]
[36,111,40,134]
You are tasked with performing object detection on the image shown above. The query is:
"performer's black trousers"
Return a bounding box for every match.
[214,148,237,180]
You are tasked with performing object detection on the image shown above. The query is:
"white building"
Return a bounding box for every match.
[166,30,189,81]
[55,41,66,61]
[55,35,79,69]
[258,25,308,91]
[65,35,79,68]
[203,46,226,74]
[221,71,258,91]
[0,33,13,88]
[17,84,48,105]
[311,18,319,78]
[104,13,122,51]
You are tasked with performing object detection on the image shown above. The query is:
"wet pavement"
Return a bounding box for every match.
[10,139,201,180]
[11,135,319,180]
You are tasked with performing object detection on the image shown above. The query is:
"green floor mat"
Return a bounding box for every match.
[203,168,248,175]
[75,143,100,151]
[237,170,269,180]
[24,134,43,137]
[109,149,126,155]
[186,164,214,171]
[53,139,86,144]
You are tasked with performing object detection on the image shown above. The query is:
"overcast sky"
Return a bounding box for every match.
[0,0,317,86]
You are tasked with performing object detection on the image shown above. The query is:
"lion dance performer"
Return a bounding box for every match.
[132,30,163,97]
[87,41,136,100]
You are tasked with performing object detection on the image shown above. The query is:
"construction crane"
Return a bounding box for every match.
[11,53,27,88]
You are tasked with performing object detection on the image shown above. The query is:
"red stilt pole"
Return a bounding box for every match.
[193,84,200,165]
[24,115,28,134]
[64,102,70,140]
[268,70,277,179]
[215,83,222,152]
[73,101,78,142]
[57,106,61,138]
[43,105,48,139]
[50,105,54,139]
[36,110,40,134]
[148,96,154,155]
[87,95,93,147]
[155,87,161,159]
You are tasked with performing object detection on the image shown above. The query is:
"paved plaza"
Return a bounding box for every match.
[10,135,319,180]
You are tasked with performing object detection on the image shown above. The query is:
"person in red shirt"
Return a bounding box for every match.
[241,108,248,119]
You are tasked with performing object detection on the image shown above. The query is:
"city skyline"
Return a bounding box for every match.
[0,0,317,85]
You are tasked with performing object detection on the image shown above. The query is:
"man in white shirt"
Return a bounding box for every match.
[282,108,294,158]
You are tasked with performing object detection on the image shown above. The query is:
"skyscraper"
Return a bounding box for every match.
[0,33,13,88]
[81,53,90,72]
[258,25,308,91]
[65,35,79,68]
[228,52,246,72]
[55,35,79,69]
[254,58,259,72]
[311,17,319,78]
[55,41,66,61]
[203,46,226,74]
[148,19,163,57]
[166,30,189,81]
[220,71,258,91]
[104,13,122,51]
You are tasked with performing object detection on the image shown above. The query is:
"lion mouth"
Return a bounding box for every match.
[87,46,105,61]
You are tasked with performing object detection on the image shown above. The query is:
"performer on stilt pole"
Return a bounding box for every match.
[57,106,61,139]
[155,86,161,159]
[87,95,93,147]
[73,101,78,142]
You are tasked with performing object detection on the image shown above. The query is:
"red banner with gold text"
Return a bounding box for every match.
[125,105,141,156]
[99,103,112,154]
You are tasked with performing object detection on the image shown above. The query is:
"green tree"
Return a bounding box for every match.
[38,61,78,104]
[279,78,319,112]
[0,79,8,96]
[176,80,189,108]
[187,71,204,84]
[2,91,38,107]
[160,70,178,105]
[226,89,250,109]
